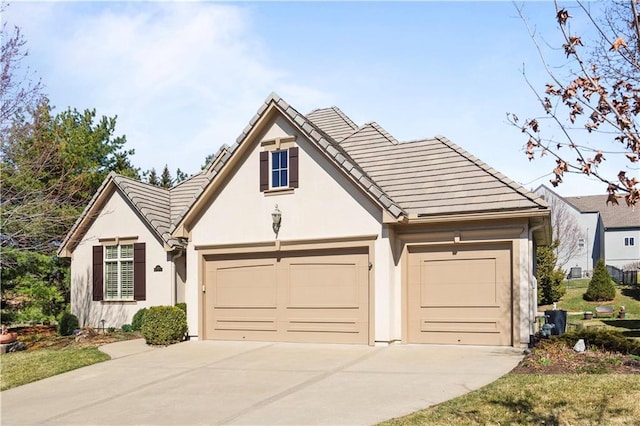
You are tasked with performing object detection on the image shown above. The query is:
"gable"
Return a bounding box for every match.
[187,113,384,245]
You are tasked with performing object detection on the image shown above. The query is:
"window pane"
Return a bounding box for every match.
[105,262,118,299]
[281,170,288,186]
[272,170,280,187]
[280,151,288,168]
[105,246,118,260]
[120,261,134,299]
[120,244,134,259]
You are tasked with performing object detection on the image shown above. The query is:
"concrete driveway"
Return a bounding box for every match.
[1,339,523,425]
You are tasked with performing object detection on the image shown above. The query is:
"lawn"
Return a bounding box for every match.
[0,347,110,391]
[540,280,640,318]
[380,374,640,425]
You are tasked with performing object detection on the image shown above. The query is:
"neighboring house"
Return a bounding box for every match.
[58,93,551,347]
[534,185,605,276]
[564,194,640,270]
[534,185,640,275]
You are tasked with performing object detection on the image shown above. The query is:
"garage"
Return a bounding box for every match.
[203,247,370,344]
[407,243,512,346]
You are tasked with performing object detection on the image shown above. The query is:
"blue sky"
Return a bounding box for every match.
[4,1,628,196]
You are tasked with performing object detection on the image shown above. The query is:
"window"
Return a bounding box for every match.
[105,244,134,300]
[271,150,288,188]
[260,146,298,191]
[578,238,585,248]
[625,237,635,246]
[93,243,145,301]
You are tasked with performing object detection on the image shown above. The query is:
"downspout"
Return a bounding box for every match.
[528,223,545,347]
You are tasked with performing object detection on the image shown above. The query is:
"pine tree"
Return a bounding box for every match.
[147,168,159,186]
[584,259,616,301]
[160,164,172,188]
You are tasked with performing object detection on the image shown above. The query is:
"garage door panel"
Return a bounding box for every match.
[287,261,361,308]
[408,243,512,346]
[213,315,277,332]
[215,263,277,308]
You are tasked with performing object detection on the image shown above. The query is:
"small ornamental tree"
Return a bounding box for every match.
[584,258,616,301]
[536,241,567,305]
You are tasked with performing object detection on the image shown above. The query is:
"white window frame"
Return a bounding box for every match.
[104,244,134,300]
[271,149,289,189]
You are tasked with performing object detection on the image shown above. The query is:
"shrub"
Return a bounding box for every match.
[141,306,187,346]
[131,307,148,331]
[121,324,133,332]
[175,302,187,316]
[555,329,640,355]
[584,259,616,301]
[107,327,116,333]
[57,312,79,336]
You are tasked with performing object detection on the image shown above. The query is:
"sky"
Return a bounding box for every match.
[4,0,635,197]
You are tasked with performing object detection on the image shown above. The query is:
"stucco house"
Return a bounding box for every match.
[58,93,551,347]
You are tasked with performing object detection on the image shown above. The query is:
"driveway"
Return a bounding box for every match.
[1,340,523,425]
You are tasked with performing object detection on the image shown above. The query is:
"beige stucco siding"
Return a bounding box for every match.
[70,189,174,329]
[185,117,390,340]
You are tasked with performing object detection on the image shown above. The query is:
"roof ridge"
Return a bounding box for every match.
[434,136,548,209]
[366,122,399,145]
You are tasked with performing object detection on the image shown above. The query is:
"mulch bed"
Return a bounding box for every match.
[9,325,141,351]
[512,339,640,374]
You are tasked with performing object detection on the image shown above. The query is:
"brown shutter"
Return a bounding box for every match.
[134,243,146,301]
[259,151,269,192]
[289,147,299,188]
[92,246,103,301]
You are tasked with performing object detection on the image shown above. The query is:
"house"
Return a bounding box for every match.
[535,185,640,276]
[58,93,551,347]
[564,194,640,270]
[534,185,605,276]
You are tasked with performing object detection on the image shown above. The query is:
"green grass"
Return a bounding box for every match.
[541,280,640,317]
[380,374,640,425]
[0,347,109,391]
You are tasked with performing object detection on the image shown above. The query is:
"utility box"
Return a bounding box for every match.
[570,267,582,279]
[544,310,567,336]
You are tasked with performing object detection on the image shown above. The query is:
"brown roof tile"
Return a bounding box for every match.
[564,194,640,229]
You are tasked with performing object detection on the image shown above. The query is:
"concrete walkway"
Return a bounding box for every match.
[1,339,523,425]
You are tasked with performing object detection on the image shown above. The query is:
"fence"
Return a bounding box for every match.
[607,265,639,285]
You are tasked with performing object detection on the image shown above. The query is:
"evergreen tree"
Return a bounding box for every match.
[146,168,159,186]
[536,240,566,305]
[584,259,616,301]
[160,164,172,188]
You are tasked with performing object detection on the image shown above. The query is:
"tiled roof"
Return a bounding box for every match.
[306,107,359,142]
[564,194,640,229]
[60,92,550,256]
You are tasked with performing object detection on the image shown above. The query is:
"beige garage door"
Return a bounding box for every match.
[203,248,369,344]
[407,243,512,346]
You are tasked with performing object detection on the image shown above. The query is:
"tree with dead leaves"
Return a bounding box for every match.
[509,1,639,207]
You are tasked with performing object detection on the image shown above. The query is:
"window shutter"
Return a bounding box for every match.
[289,147,299,188]
[259,151,269,192]
[134,243,146,301]
[92,245,103,301]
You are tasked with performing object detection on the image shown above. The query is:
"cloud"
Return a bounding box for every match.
[6,1,327,176]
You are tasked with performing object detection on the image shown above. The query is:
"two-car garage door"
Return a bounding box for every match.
[203,248,369,344]
[407,243,513,346]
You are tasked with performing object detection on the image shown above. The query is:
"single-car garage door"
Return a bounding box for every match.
[407,243,512,346]
[203,247,369,344]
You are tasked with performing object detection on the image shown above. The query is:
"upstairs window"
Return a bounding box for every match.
[578,238,585,248]
[260,146,298,192]
[271,150,288,188]
[625,237,635,246]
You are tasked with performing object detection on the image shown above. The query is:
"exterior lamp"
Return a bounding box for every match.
[272,204,282,237]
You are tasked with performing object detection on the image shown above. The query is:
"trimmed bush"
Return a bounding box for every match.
[121,324,133,333]
[57,312,79,336]
[131,307,148,331]
[141,306,187,346]
[584,259,616,301]
[175,302,187,316]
